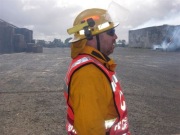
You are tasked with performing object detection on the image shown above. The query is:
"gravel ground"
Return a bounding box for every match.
[0,47,179,135]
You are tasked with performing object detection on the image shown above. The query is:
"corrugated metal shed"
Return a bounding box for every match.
[129,24,180,50]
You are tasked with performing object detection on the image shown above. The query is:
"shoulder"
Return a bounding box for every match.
[73,63,104,79]
[70,63,111,97]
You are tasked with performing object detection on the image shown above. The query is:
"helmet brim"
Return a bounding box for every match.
[69,22,119,43]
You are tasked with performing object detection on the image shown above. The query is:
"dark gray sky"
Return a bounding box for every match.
[0,0,180,41]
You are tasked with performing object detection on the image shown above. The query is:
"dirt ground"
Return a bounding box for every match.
[0,47,179,135]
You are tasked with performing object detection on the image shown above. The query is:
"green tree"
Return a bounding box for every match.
[116,39,126,47]
[52,38,64,47]
[122,40,126,47]
[36,40,46,46]
[64,37,72,47]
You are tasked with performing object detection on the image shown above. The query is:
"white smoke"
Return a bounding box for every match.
[166,26,180,51]
[153,26,180,51]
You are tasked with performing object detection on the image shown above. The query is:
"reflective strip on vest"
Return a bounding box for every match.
[71,57,90,69]
[105,118,116,129]
[67,118,117,134]
[67,122,77,134]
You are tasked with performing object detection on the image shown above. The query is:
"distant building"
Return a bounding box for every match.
[129,24,180,51]
[0,20,15,53]
[0,19,42,53]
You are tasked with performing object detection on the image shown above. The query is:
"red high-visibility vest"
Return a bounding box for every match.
[64,54,131,135]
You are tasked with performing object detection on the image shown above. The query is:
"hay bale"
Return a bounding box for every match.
[0,26,14,53]
[26,43,35,52]
[15,28,33,43]
[32,46,43,53]
[13,34,26,52]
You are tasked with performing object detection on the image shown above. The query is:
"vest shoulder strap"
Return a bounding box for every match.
[65,54,112,85]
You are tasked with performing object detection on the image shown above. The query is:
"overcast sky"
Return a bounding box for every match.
[0,0,180,42]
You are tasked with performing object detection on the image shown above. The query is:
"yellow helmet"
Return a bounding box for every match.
[67,8,119,43]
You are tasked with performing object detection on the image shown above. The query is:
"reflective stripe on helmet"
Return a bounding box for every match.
[79,22,110,35]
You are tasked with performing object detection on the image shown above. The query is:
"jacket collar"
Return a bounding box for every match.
[80,46,117,71]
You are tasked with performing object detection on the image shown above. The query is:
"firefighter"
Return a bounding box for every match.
[64,8,131,135]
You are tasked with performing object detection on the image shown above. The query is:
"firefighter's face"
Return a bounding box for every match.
[99,29,118,56]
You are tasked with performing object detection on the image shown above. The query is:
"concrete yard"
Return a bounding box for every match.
[0,47,180,135]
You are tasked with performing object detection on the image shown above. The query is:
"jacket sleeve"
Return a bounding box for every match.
[69,64,113,135]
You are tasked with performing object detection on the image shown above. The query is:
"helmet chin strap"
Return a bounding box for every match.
[96,35,100,51]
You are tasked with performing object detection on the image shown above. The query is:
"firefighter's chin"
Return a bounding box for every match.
[107,46,115,56]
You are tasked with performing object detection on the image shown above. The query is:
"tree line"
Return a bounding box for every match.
[36,38,127,48]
